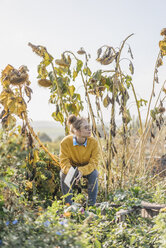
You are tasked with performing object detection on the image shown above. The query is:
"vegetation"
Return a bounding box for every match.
[38,132,52,142]
[0,29,165,247]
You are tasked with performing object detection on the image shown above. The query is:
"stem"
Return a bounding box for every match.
[145,168,166,186]
[119,57,133,63]
[101,70,116,74]
[63,51,79,61]
[19,86,60,166]
[121,98,128,188]
[23,111,60,166]
[108,34,133,187]
[116,34,134,70]
[145,51,161,128]
[107,78,115,190]
[95,96,108,141]
[130,82,143,134]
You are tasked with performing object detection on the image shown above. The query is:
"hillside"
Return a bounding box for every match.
[30,120,65,141]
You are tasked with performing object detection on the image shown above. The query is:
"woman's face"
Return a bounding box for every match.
[74,120,91,138]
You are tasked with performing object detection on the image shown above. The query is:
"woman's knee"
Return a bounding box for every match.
[87,169,98,184]
[91,169,98,178]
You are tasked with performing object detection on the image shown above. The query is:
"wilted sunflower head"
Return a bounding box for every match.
[9,69,28,85]
[160,28,166,37]
[19,65,29,73]
[38,79,52,87]
[55,59,69,67]
[77,47,86,55]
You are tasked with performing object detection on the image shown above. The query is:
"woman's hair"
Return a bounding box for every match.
[67,114,86,133]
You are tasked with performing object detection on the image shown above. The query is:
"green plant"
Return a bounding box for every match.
[153,212,166,248]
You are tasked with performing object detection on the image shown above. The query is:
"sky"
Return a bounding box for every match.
[0,0,165,123]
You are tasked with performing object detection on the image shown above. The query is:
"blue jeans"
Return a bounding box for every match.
[60,169,98,206]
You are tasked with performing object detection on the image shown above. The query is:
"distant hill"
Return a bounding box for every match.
[29,121,65,141]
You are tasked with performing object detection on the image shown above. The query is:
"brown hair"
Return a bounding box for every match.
[67,114,86,133]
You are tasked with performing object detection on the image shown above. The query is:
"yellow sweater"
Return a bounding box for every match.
[59,135,100,176]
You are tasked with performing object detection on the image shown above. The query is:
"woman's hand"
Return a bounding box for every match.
[75,171,82,184]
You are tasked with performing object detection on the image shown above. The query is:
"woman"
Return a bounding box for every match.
[59,114,100,206]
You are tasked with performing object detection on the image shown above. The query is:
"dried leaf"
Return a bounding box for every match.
[52,111,64,124]
[11,97,27,118]
[7,98,16,113]
[38,63,48,79]
[43,52,53,66]
[104,47,112,58]
[55,104,59,115]
[27,132,33,147]
[0,90,9,105]
[111,128,116,137]
[128,46,134,59]
[68,85,75,97]
[24,86,33,102]
[155,76,159,84]
[76,60,83,73]
[67,55,71,65]
[123,109,131,124]
[88,89,96,95]
[159,40,166,56]
[28,42,45,57]
[163,87,166,94]
[129,61,134,75]
[113,143,117,154]
[93,70,102,81]
[21,123,27,135]
[151,131,155,139]
[103,95,111,107]
[1,64,14,79]
[61,54,70,66]
[28,43,53,64]
[73,70,78,81]
[97,48,102,59]
[156,58,163,67]
[116,95,120,105]
[0,110,6,119]
[2,114,16,130]
[83,67,91,76]
[158,107,165,113]
[150,110,156,120]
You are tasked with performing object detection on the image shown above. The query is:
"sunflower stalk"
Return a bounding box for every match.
[144,51,161,128]
[80,71,107,170]
[107,82,115,193]
[50,62,69,133]
[95,96,108,141]
[18,86,60,166]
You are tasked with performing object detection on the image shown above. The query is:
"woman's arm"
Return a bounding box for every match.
[78,139,100,176]
[59,141,71,174]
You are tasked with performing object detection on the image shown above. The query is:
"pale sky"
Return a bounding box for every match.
[0,0,165,122]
